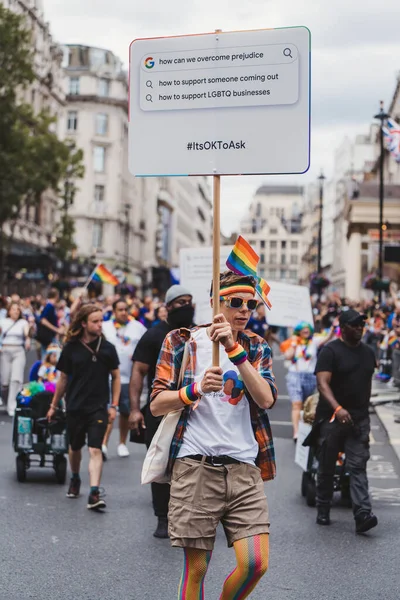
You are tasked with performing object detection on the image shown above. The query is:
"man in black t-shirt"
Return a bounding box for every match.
[314,309,378,533]
[47,305,120,510]
[128,285,194,538]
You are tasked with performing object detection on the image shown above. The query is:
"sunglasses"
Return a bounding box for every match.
[222,297,258,310]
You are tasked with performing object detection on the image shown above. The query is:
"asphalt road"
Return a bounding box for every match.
[1,354,400,599]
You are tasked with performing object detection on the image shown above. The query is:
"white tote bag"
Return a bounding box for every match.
[141,342,189,485]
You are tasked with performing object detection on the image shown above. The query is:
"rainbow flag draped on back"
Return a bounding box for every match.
[92,264,119,286]
[226,236,272,309]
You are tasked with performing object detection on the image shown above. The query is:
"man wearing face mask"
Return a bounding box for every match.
[128,285,194,538]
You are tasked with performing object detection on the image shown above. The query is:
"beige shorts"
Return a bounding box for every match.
[168,457,270,551]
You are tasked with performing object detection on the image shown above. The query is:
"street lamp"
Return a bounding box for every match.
[123,203,131,273]
[317,170,326,274]
[374,101,390,302]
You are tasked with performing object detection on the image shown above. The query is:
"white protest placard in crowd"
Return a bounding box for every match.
[129,27,310,176]
[266,281,313,327]
[180,247,231,324]
[294,420,312,471]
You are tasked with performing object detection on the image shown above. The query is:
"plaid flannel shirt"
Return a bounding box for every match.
[151,325,278,481]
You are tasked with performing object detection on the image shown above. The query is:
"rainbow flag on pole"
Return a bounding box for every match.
[226,235,259,277]
[226,236,272,309]
[91,264,120,286]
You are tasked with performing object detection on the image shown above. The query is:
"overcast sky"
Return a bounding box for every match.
[44,0,400,234]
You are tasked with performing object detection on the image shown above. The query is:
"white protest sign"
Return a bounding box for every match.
[180,246,231,325]
[267,281,313,327]
[295,420,312,471]
[129,27,310,176]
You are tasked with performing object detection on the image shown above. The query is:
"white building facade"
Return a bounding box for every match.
[240,186,305,285]
[2,0,65,281]
[62,44,212,293]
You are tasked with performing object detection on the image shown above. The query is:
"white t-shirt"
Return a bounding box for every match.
[102,319,147,383]
[0,318,27,347]
[288,337,321,373]
[178,328,259,464]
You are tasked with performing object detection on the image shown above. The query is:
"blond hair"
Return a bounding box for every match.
[66,304,103,342]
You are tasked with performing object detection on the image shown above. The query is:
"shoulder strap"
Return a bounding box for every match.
[2,319,20,339]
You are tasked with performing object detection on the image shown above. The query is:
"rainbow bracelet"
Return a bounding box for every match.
[179,383,201,405]
[226,343,248,366]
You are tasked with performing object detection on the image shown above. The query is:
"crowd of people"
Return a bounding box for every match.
[0,278,399,598]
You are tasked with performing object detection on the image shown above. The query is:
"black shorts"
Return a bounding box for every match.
[66,409,108,451]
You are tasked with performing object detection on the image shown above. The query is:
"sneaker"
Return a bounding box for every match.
[117,443,130,458]
[101,444,108,462]
[153,517,169,539]
[355,512,378,534]
[66,477,81,498]
[87,489,106,510]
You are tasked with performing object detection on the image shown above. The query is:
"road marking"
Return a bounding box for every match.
[277,395,290,400]
[270,420,292,426]
[370,487,400,505]
[367,460,399,479]
[51,536,59,544]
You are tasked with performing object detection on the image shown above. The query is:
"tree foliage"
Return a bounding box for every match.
[0,4,84,259]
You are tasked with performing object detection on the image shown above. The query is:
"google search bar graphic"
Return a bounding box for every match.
[141,43,298,73]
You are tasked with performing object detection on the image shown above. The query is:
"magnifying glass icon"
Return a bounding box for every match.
[283,48,293,59]
[146,94,153,102]
[146,81,153,88]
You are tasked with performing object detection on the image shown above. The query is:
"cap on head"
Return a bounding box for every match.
[165,284,192,306]
[338,309,366,327]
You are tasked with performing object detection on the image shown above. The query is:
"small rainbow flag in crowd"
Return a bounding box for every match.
[226,236,272,309]
[388,332,398,348]
[92,264,120,286]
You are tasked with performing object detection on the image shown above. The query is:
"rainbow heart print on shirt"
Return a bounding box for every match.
[219,371,245,406]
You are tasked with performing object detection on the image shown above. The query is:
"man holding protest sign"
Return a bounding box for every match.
[150,238,277,600]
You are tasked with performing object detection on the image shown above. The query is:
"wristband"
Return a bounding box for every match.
[226,343,247,366]
[329,405,343,423]
[50,405,57,410]
[179,383,201,406]
[110,405,118,409]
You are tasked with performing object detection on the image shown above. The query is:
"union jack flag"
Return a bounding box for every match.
[383,117,400,163]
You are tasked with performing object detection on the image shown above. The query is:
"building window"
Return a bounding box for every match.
[291,241,298,249]
[269,269,276,279]
[93,146,105,172]
[95,113,108,135]
[67,110,78,131]
[270,253,277,264]
[289,270,297,279]
[280,269,287,279]
[260,253,265,264]
[69,77,80,95]
[260,240,265,249]
[270,228,278,235]
[98,78,110,97]
[270,240,277,249]
[256,202,262,217]
[94,185,105,212]
[290,254,298,264]
[92,222,103,250]
[281,240,287,249]
[281,254,286,265]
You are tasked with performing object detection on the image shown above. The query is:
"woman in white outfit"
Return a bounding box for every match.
[0,303,31,416]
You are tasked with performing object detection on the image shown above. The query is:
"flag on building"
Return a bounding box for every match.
[383,117,400,163]
[92,264,120,286]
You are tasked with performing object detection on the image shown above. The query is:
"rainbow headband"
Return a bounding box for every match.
[219,283,256,297]
[225,236,272,309]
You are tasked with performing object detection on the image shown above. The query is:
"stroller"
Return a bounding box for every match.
[301,445,351,508]
[298,395,351,508]
[12,389,68,483]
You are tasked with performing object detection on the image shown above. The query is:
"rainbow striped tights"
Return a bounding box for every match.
[178,534,269,599]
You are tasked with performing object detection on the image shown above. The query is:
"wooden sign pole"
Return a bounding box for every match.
[212,174,221,367]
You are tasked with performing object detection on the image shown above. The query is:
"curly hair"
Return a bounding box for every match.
[66,304,103,342]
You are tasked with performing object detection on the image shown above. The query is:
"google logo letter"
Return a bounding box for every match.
[144,56,155,69]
